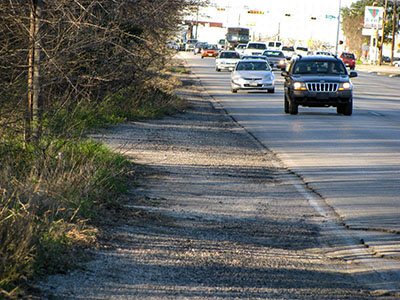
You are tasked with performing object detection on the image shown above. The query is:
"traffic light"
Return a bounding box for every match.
[310,17,317,20]
[339,40,344,45]
[285,13,291,17]
[248,10,264,14]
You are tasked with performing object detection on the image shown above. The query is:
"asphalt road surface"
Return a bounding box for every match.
[181,51,400,286]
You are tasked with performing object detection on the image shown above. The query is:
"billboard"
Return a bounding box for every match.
[364,6,384,29]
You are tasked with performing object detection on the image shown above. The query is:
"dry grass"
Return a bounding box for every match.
[0,66,187,298]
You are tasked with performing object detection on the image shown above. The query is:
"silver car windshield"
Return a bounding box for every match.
[236,61,271,71]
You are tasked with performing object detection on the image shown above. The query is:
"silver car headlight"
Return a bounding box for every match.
[263,74,274,81]
[232,75,243,84]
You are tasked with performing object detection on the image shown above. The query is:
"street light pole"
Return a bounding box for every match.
[378,0,388,65]
[335,0,342,56]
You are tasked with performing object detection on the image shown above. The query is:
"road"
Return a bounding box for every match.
[181,52,400,263]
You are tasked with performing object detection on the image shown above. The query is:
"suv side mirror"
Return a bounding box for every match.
[349,71,358,78]
[281,70,289,77]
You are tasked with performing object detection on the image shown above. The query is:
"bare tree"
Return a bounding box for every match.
[1,0,205,143]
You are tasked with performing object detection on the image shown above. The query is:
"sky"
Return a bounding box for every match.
[197,0,358,46]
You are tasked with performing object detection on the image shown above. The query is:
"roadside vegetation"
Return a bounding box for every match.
[0,0,203,298]
[341,0,399,61]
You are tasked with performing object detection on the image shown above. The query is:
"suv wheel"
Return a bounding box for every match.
[289,98,298,115]
[337,105,345,114]
[284,93,289,113]
[343,99,353,116]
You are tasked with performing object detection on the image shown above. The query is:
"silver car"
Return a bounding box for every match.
[215,51,241,72]
[262,50,287,70]
[231,60,275,93]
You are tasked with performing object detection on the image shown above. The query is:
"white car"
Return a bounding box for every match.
[243,42,268,56]
[215,51,241,72]
[281,45,295,60]
[235,44,247,56]
[314,51,332,56]
[231,60,275,93]
[185,39,198,51]
[295,46,309,56]
[267,41,282,50]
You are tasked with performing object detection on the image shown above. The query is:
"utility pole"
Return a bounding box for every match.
[335,0,342,56]
[391,0,397,65]
[378,0,388,65]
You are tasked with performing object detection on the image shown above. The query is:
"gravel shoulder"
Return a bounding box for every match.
[38,67,397,299]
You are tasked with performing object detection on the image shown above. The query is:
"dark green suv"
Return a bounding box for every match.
[281,55,358,115]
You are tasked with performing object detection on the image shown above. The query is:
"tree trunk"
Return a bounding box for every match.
[26,0,42,143]
[26,5,35,143]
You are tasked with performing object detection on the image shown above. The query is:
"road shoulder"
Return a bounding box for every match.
[38,62,398,299]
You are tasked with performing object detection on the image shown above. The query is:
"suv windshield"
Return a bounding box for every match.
[293,61,347,75]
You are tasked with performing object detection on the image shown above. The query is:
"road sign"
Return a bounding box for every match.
[325,14,336,20]
[362,28,383,36]
[364,6,384,29]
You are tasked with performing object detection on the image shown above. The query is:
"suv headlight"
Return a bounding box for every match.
[338,82,352,90]
[293,82,307,91]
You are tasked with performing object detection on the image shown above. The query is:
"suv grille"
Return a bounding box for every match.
[306,83,338,92]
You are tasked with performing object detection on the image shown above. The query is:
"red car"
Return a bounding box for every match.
[201,44,218,59]
[340,52,356,70]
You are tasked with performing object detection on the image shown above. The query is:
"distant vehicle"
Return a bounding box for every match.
[193,42,208,55]
[235,44,247,56]
[185,39,198,51]
[166,41,179,50]
[394,61,400,67]
[267,41,282,50]
[281,55,358,115]
[231,60,275,93]
[225,27,250,50]
[340,52,356,70]
[314,51,332,56]
[281,46,296,60]
[262,50,287,70]
[215,51,241,72]
[218,39,226,50]
[295,46,309,56]
[201,44,219,58]
[241,55,268,61]
[243,42,268,56]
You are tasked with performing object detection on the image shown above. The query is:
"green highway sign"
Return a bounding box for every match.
[325,14,336,20]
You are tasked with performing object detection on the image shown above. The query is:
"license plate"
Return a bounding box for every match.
[249,82,258,87]
[208,54,213,56]
[316,93,329,99]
